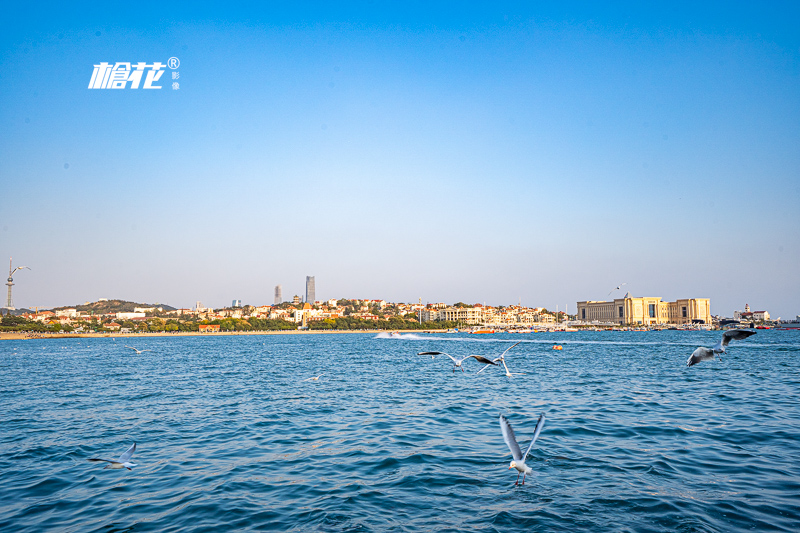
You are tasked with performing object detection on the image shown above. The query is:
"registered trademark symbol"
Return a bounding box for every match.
[168,57,180,69]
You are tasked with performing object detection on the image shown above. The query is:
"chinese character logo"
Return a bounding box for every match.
[88,61,172,89]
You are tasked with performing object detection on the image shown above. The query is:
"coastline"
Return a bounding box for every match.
[0,329,448,341]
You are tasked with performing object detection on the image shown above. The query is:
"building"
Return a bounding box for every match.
[274,285,282,305]
[576,293,711,326]
[232,299,242,308]
[116,312,146,320]
[734,304,770,322]
[306,276,315,304]
[438,306,485,325]
[199,324,221,333]
[292,295,301,304]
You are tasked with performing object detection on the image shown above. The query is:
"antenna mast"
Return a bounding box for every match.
[6,258,31,310]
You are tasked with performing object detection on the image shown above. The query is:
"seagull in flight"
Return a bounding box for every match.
[608,282,627,297]
[125,346,150,354]
[499,357,525,377]
[304,374,324,381]
[687,329,756,367]
[88,442,137,470]
[418,351,498,372]
[500,414,545,485]
[477,342,522,376]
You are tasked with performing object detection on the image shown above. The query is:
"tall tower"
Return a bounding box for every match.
[305,276,315,304]
[6,258,30,310]
[274,285,282,305]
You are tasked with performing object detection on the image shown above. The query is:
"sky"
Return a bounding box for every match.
[1,1,798,318]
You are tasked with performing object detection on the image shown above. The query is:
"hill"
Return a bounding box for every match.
[52,299,177,314]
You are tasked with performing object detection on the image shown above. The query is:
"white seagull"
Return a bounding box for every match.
[499,357,525,377]
[500,414,545,485]
[418,351,498,373]
[477,342,523,376]
[687,329,756,367]
[304,374,324,382]
[125,346,150,354]
[88,442,138,470]
[607,282,627,297]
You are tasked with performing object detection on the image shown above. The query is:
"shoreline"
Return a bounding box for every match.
[0,329,448,341]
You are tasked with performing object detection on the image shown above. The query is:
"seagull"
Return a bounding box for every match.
[125,346,150,354]
[88,442,137,470]
[477,342,522,375]
[304,374,324,381]
[418,351,498,372]
[500,414,545,485]
[500,357,525,377]
[608,282,627,297]
[687,329,756,366]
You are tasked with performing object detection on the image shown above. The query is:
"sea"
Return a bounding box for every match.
[1,330,799,532]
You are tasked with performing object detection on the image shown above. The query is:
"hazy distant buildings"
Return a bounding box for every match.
[306,276,315,304]
[576,293,711,325]
[292,295,301,304]
[232,299,242,308]
[274,285,282,305]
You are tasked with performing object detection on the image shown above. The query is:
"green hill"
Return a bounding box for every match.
[52,299,177,314]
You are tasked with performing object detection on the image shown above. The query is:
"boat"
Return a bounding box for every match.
[470,328,495,334]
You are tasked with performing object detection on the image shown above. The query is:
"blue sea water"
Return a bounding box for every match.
[1,331,799,532]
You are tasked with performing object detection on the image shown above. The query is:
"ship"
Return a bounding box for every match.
[774,316,800,330]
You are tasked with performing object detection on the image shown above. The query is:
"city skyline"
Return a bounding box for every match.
[1,2,798,318]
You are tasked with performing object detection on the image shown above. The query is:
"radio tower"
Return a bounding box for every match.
[6,258,31,310]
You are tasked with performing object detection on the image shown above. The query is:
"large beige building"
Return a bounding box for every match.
[576,293,711,326]
[438,306,485,325]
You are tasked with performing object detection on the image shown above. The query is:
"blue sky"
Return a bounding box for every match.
[1,2,798,317]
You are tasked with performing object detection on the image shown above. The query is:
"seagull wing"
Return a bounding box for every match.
[500,415,523,461]
[88,458,114,463]
[687,347,713,366]
[523,413,546,459]
[124,346,137,351]
[426,352,457,364]
[118,443,136,463]
[476,362,495,374]
[500,342,521,359]
[471,355,497,365]
[721,329,756,348]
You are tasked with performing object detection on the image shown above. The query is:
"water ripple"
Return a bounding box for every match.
[1,331,799,531]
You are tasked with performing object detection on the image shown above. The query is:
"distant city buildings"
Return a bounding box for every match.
[232,299,242,308]
[306,276,315,304]
[576,293,711,325]
[274,285,282,305]
[292,295,301,304]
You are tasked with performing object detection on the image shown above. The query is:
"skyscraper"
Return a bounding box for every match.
[305,276,315,304]
[274,285,282,305]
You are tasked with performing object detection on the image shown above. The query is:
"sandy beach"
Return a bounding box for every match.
[0,329,447,341]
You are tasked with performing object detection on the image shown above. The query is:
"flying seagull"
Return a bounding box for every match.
[500,414,545,486]
[608,283,627,297]
[88,442,137,470]
[477,342,523,375]
[500,357,525,377]
[125,346,150,354]
[418,351,498,372]
[686,329,756,367]
[304,374,324,382]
